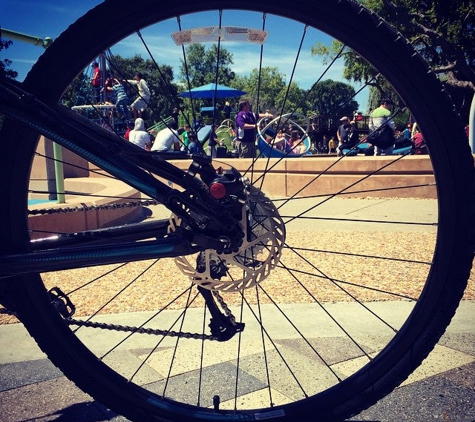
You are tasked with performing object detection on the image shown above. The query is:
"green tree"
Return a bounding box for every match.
[179,43,235,88]
[178,43,236,119]
[311,41,393,112]
[318,0,475,121]
[365,0,474,90]
[61,73,90,108]
[365,0,475,120]
[0,37,18,80]
[306,79,359,117]
[233,67,289,113]
[275,81,307,115]
[0,37,18,128]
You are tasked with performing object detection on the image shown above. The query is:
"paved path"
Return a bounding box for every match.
[1,300,473,422]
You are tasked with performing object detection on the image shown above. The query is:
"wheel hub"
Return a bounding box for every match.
[173,187,286,292]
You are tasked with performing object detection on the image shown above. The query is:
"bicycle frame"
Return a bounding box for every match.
[0,79,248,277]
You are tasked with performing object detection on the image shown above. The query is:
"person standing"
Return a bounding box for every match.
[321,134,329,153]
[369,98,396,156]
[127,73,151,119]
[403,124,412,141]
[223,101,232,122]
[235,99,271,158]
[171,107,179,123]
[90,61,101,104]
[106,78,130,122]
[180,123,191,152]
[328,136,336,154]
[101,73,114,103]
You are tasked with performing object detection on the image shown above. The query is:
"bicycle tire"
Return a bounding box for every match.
[1,0,474,421]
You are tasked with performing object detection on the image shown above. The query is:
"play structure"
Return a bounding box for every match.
[257,113,312,158]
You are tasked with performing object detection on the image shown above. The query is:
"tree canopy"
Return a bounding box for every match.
[306,79,359,118]
[233,67,288,113]
[179,43,235,89]
[365,0,474,90]
[320,0,475,121]
[0,38,18,80]
[366,0,475,120]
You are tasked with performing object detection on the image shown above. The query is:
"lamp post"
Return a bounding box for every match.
[1,28,65,203]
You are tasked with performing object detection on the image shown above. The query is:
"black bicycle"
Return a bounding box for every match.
[0,1,473,421]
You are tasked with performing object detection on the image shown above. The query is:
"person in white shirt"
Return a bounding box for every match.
[128,118,151,150]
[127,73,151,119]
[150,120,181,152]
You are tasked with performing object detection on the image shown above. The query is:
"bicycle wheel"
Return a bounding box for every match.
[0,1,473,421]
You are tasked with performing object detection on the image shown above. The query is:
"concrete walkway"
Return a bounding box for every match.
[0,300,473,421]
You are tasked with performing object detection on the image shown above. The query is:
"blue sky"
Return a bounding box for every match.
[0,1,104,79]
[1,1,368,109]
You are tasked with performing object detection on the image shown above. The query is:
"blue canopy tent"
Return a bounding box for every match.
[179,84,246,145]
[178,83,246,99]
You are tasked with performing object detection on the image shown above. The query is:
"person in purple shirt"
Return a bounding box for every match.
[235,99,271,158]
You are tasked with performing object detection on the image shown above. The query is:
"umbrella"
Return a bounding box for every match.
[178,83,246,99]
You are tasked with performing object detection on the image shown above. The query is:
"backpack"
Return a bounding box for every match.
[367,124,395,148]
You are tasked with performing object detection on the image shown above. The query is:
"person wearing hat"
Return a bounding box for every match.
[369,98,396,156]
[336,116,351,156]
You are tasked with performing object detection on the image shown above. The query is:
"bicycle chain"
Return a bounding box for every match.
[212,289,236,325]
[28,199,160,215]
[33,203,240,339]
[64,290,237,342]
[65,318,219,341]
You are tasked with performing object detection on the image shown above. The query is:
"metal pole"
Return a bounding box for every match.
[53,143,66,203]
[0,28,53,48]
[1,28,65,203]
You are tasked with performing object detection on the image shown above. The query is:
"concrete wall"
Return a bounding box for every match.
[30,137,90,200]
[28,153,436,239]
[151,155,436,199]
[28,177,142,239]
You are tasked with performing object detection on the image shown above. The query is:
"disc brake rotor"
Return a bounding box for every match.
[171,187,286,292]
